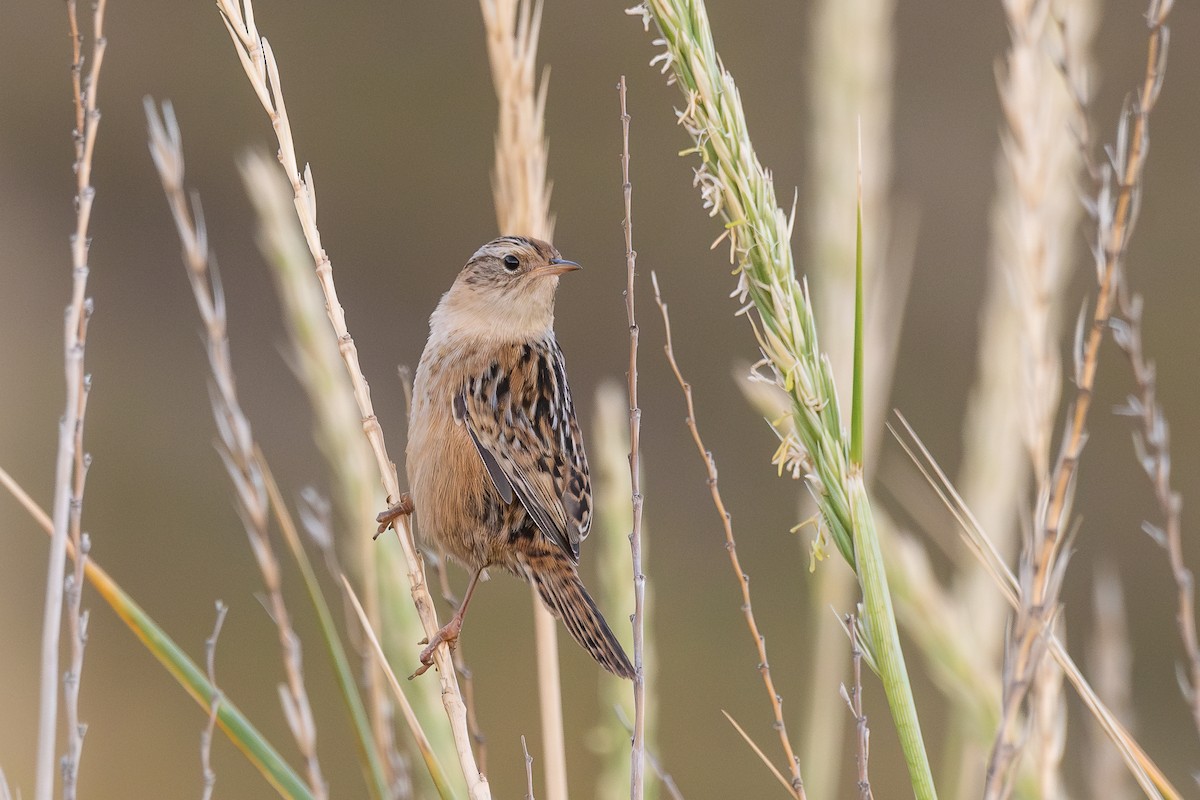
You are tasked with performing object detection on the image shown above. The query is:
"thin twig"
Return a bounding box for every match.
[652,274,804,799]
[38,3,107,798]
[618,75,647,800]
[146,99,327,799]
[840,614,872,800]
[201,602,229,800]
[721,711,796,798]
[1111,290,1197,738]
[521,736,536,800]
[213,3,486,795]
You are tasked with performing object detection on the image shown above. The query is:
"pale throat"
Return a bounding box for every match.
[432,278,558,344]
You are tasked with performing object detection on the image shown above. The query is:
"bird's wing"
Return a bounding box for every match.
[456,339,590,562]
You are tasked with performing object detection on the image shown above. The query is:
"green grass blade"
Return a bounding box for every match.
[851,166,865,467]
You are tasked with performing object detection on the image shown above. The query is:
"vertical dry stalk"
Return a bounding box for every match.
[146,102,327,799]
[36,3,107,798]
[1111,291,1198,737]
[618,76,647,800]
[986,1,1174,794]
[477,0,566,795]
[213,3,488,796]
[200,602,229,800]
[652,275,805,799]
[840,614,872,800]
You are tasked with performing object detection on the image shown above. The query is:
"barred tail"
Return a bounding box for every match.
[528,554,635,679]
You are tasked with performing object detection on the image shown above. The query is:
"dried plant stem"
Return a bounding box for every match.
[147,104,327,799]
[652,274,804,799]
[521,736,536,800]
[986,2,1173,794]
[214,3,487,795]
[201,602,229,800]
[840,614,872,800]
[618,75,647,800]
[892,413,1180,800]
[532,599,567,800]
[37,3,106,798]
[1112,292,1197,737]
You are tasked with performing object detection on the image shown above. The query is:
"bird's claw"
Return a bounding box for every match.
[408,618,463,679]
[375,493,415,539]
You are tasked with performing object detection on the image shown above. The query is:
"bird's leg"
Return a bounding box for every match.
[374,492,415,539]
[411,566,485,678]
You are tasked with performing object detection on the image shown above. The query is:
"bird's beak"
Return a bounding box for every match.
[535,258,582,277]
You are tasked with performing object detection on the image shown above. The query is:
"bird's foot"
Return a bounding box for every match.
[409,616,463,679]
[374,493,415,539]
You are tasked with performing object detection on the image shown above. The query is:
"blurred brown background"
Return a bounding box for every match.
[2,1,1198,797]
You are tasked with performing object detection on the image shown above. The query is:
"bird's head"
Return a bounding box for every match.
[434,236,581,342]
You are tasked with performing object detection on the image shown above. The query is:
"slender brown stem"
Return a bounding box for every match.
[618,75,647,800]
[652,274,804,799]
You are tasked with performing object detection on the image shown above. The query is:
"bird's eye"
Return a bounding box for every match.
[502,254,521,271]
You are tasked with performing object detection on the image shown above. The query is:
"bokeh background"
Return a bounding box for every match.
[3,1,1199,798]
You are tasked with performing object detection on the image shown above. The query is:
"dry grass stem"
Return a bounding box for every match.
[521,736,536,800]
[1111,290,1198,739]
[340,576,452,796]
[985,2,1174,794]
[840,614,872,800]
[720,711,796,799]
[38,2,108,797]
[891,413,1180,800]
[213,3,487,794]
[652,274,804,799]
[146,100,327,799]
[201,602,229,800]
[612,707,682,800]
[618,75,648,800]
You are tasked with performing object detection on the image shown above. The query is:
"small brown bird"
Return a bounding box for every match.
[396,235,634,679]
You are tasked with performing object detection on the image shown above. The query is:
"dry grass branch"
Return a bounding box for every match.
[146,100,327,799]
[340,576,452,795]
[652,274,804,799]
[213,3,487,794]
[433,557,488,774]
[618,75,648,800]
[200,602,229,800]
[37,3,107,798]
[1111,290,1197,739]
[985,2,1173,795]
[891,413,1180,800]
[840,614,872,800]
